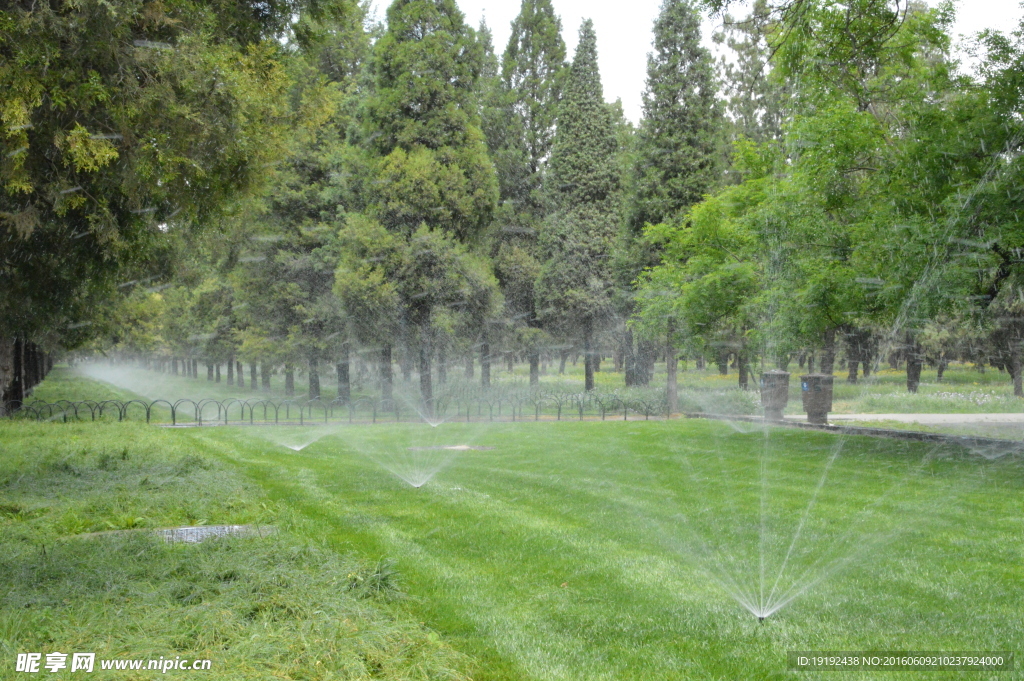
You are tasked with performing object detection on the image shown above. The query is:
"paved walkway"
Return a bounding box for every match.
[786,413,1024,424]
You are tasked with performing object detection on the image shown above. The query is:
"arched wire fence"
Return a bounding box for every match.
[6,385,672,426]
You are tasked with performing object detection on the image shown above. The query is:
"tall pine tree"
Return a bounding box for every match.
[362,0,498,242]
[536,20,620,391]
[501,0,567,217]
[619,0,723,389]
[631,0,723,229]
[714,0,787,147]
[352,0,501,401]
[480,1,568,386]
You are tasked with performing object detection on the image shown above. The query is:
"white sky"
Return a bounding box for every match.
[367,1,1024,123]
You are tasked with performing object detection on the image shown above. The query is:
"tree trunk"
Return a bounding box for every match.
[666,320,678,415]
[847,360,859,384]
[401,347,412,383]
[236,360,245,388]
[216,364,221,382]
[226,357,233,385]
[284,363,295,397]
[637,339,656,385]
[821,327,837,375]
[481,342,491,388]
[738,350,749,389]
[936,357,946,382]
[207,363,213,381]
[250,363,257,391]
[584,322,595,391]
[308,357,320,400]
[807,352,815,373]
[559,349,569,374]
[192,358,198,378]
[696,354,705,370]
[337,345,350,403]
[172,358,179,376]
[380,345,393,404]
[506,351,513,372]
[1,338,24,412]
[261,362,271,391]
[0,339,14,415]
[905,333,922,393]
[420,341,433,418]
[465,353,474,379]
[716,350,729,375]
[529,349,539,387]
[623,328,636,386]
[1012,345,1023,397]
[438,346,447,384]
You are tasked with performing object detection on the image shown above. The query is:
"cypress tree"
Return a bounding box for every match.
[363,0,498,241]
[480,2,568,386]
[536,20,620,391]
[500,0,567,216]
[714,0,787,146]
[618,0,723,387]
[631,0,723,230]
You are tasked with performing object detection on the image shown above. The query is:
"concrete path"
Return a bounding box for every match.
[786,413,1024,424]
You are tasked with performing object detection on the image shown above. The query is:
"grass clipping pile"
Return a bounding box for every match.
[0,423,470,680]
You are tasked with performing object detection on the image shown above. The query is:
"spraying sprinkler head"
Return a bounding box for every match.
[758,616,765,623]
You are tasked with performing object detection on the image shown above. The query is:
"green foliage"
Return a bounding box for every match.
[362,0,497,241]
[636,0,983,377]
[537,21,621,366]
[335,216,500,348]
[498,0,567,216]
[0,0,353,343]
[713,0,788,147]
[226,13,370,372]
[630,0,723,230]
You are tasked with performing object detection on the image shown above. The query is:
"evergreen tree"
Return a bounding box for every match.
[362,0,497,242]
[233,9,370,399]
[352,0,500,399]
[631,0,723,230]
[536,20,620,391]
[0,0,346,348]
[500,0,567,217]
[479,2,567,386]
[713,0,787,146]
[619,0,723,389]
[478,20,530,213]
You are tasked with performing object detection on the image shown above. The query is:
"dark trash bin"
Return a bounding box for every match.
[760,370,790,421]
[800,374,834,425]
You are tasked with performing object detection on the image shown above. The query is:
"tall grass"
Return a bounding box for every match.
[0,421,471,680]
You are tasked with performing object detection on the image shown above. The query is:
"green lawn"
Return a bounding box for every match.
[6,370,1024,680]
[190,420,1024,680]
[0,419,470,680]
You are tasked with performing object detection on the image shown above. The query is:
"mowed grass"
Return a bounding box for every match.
[189,419,1024,681]
[0,420,471,680]
[9,370,1024,679]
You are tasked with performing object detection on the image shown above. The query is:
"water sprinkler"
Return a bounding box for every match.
[758,616,766,623]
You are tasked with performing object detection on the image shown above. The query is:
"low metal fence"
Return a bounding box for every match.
[8,387,669,425]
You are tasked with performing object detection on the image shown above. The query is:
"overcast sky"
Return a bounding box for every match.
[378,0,1022,124]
